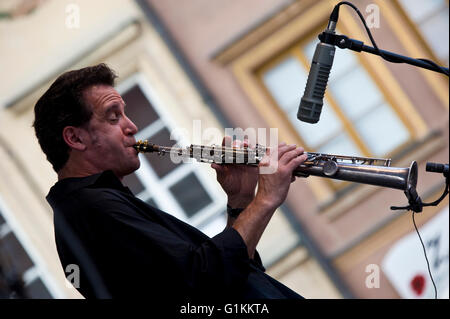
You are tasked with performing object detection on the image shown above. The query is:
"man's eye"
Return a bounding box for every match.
[109,113,121,122]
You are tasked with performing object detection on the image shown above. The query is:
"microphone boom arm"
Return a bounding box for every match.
[318,32,449,76]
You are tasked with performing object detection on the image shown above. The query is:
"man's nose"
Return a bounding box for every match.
[123,115,138,135]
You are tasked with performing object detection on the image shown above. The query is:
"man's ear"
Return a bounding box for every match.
[62,126,87,151]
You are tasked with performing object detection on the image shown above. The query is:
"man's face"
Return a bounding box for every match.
[81,84,140,178]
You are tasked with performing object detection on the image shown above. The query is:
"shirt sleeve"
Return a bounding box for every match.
[80,192,253,298]
[251,250,266,272]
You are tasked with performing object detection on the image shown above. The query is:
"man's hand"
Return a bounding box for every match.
[211,136,258,208]
[232,142,307,258]
[255,143,307,210]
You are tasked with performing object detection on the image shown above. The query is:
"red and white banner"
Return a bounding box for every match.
[382,206,449,299]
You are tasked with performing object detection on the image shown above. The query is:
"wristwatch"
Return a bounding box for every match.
[227,205,245,218]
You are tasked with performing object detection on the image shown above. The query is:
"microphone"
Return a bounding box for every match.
[297,13,338,124]
[426,162,449,178]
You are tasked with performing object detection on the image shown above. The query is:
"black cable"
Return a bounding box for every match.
[334,1,449,76]
[422,181,449,207]
[391,181,448,212]
[412,212,437,299]
[418,58,450,76]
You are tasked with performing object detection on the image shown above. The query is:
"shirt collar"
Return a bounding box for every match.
[46,170,132,201]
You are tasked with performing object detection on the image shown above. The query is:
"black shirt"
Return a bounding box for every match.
[46,170,303,299]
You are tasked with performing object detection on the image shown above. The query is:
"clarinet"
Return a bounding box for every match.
[133,140,417,191]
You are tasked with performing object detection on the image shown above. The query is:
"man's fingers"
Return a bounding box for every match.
[222,136,232,147]
[276,144,296,160]
[232,139,242,148]
[265,143,287,159]
[287,153,308,171]
[243,138,257,149]
[280,147,304,165]
[233,138,253,149]
[259,156,270,167]
[261,142,295,167]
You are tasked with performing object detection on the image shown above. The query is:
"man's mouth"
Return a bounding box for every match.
[126,143,139,154]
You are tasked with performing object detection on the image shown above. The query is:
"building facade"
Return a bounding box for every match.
[0,0,448,298]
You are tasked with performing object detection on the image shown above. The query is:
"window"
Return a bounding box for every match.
[259,32,412,160]
[117,74,227,237]
[397,0,449,66]
[0,200,56,298]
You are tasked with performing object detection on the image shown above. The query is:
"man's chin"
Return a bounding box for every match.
[127,160,141,174]
[115,161,140,179]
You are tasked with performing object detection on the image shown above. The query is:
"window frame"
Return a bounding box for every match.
[0,197,63,298]
[394,0,449,67]
[225,0,428,202]
[256,24,415,159]
[375,0,449,110]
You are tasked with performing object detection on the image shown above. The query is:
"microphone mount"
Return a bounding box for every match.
[391,162,449,213]
[317,31,449,76]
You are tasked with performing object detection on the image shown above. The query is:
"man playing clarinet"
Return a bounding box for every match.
[33,63,307,299]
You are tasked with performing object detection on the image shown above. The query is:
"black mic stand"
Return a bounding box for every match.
[318,32,449,76]
[421,163,449,207]
[319,2,447,299]
[392,186,424,213]
[390,162,449,213]
[316,31,449,213]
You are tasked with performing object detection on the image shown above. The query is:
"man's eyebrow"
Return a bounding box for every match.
[104,103,122,114]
